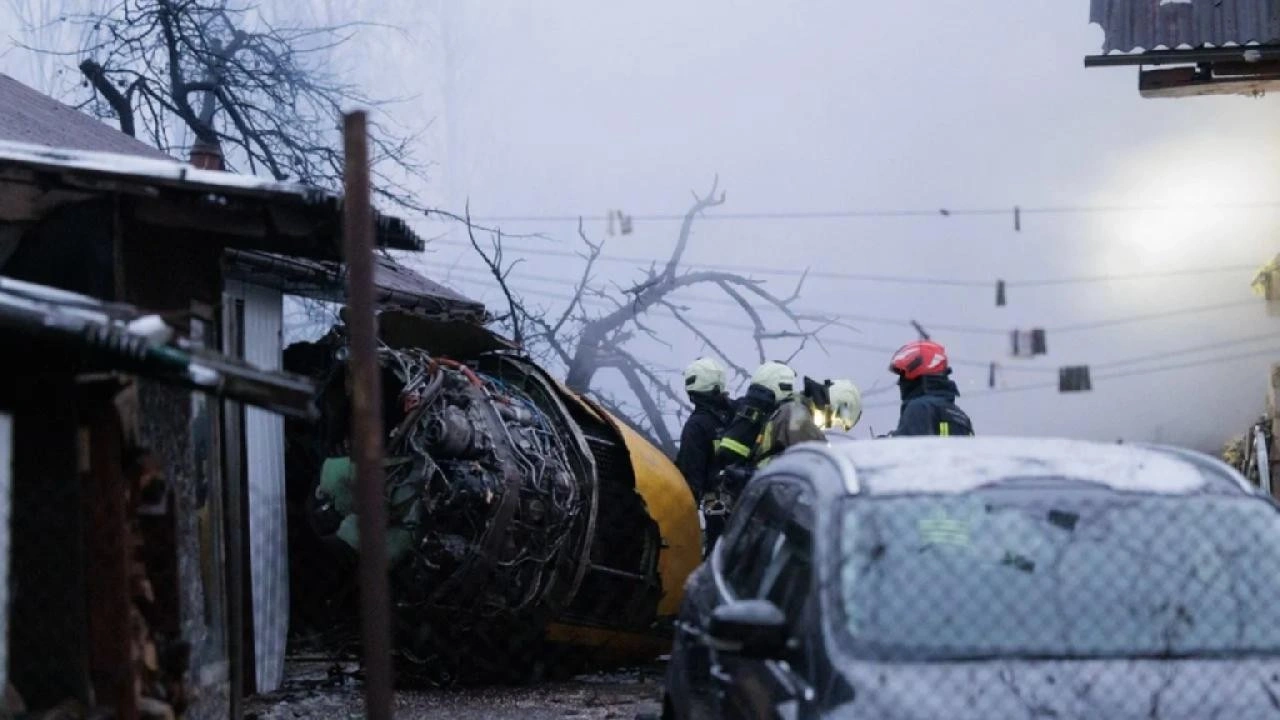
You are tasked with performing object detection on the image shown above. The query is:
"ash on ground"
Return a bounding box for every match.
[245,660,664,720]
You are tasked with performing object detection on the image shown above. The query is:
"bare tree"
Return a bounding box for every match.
[459,177,837,455]
[21,0,427,209]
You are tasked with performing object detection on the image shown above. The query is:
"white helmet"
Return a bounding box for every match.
[828,379,863,430]
[683,357,725,395]
[751,361,797,403]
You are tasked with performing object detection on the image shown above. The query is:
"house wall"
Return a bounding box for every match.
[121,220,231,720]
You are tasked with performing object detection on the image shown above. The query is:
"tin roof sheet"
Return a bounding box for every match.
[1090,0,1280,54]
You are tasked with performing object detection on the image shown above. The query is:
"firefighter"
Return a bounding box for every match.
[888,340,974,437]
[754,377,863,467]
[701,361,795,554]
[827,378,864,431]
[674,357,734,501]
[713,361,796,472]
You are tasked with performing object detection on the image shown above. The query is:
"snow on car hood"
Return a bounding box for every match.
[827,437,1220,496]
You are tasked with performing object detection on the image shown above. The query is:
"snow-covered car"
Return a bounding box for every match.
[663,437,1280,719]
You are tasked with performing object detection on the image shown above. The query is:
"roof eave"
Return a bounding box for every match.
[0,139,425,259]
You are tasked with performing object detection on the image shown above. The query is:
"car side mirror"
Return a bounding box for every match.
[707,599,789,659]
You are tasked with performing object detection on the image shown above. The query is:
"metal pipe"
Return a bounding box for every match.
[343,110,393,720]
[1084,46,1280,68]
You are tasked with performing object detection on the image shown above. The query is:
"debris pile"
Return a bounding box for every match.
[302,343,600,683]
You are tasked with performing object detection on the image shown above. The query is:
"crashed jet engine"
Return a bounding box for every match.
[283,313,700,683]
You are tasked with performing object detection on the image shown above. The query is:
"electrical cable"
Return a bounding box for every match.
[439,268,1280,387]
[864,346,1280,409]
[426,238,1259,289]
[420,259,1008,334]
[422,260,1262,338]
[444,199,1280,224]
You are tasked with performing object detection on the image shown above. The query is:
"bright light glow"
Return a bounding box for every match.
[1085,134,1280,273]
[812,409,828,429]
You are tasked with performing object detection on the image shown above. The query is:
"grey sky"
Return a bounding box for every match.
[4,0,1278,450]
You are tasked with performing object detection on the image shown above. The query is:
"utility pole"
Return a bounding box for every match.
[343,110,393,720]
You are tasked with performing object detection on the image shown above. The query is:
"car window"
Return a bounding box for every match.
[721,479,812,611]
[832,489,1280,661]
[760,489,813,627]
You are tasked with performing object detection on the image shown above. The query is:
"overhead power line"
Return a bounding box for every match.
[422,260,1262,337]
[441,200,1280,225]
[1052,300,1258,334]
[432,271,1014,369]
[420,260,1007,335]
[1092,331,1280,370]
[427,238,1258,289]
[864,345,1280,409]
[432,266,1276,386]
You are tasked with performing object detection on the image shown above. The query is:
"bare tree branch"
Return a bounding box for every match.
[78,59,136,136]
[551,217,601,338]
[607,360,677,454]
[32,0,430,212]
[664,174,724,279]
[660,300,751,382]
[449,178,844,455]
[465,201,525,348]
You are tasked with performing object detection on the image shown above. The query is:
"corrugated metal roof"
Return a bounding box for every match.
[0,74,171,159]
[1090,0,1280,53]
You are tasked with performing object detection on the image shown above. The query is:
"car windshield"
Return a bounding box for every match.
[833,485,1280,662]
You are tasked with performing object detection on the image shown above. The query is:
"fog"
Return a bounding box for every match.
[5,0,1279,451]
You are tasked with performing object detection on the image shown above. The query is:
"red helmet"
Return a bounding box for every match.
[890,340,949,380]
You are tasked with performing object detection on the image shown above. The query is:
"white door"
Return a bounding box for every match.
[226,281,288,693]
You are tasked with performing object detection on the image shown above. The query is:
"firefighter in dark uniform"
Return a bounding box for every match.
[702,361,796,554]
[675,357,734,501]
[888,340,974,437]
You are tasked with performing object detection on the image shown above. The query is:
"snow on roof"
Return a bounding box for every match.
[0,138,423,254]
[825,437,1236,496]
[0,137,324,194]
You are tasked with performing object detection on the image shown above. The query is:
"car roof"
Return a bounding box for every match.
[792,436,1252,497]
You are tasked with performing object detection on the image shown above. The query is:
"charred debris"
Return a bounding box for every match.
[285,310,672,685]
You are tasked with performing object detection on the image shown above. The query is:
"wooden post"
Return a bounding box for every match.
[81,381,138,720]
[343,110,393,720]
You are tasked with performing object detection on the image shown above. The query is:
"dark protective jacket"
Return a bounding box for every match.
[714,384,778,473]
[893,374,974,437]
[753,397,826,467]
[675,391,734,498]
